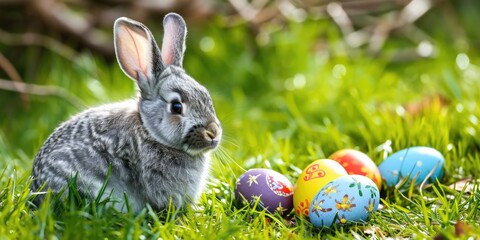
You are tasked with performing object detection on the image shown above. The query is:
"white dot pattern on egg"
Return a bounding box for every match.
[378,146,445,187]
[308,175,380,228]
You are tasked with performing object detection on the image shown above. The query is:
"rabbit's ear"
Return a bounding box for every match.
[161,13,187,67]
[114,17,164,83]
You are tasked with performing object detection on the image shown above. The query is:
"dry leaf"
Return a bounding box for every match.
[448,178,479,194]
[404,94,450,116]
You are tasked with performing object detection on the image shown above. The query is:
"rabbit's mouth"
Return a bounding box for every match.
[182,123,222,156]
[182,140,220,157]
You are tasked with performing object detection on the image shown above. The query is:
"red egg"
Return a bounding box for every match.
[329,149,382,189]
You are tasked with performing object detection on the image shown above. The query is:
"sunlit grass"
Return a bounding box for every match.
[0,13,479,239]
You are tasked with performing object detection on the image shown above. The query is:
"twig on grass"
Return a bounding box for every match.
[0,29,78,62]
[0,78,84,109]
[30,0,114,57]
[326,2,353,37]
[228,0,262,22]
[368,0,435,55]
[0,29,102,79]
[0,53,29,106]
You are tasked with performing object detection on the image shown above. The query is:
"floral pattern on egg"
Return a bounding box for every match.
[309,175,380,228]
[293,159,348,217]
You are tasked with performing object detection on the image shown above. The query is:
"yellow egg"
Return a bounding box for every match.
[293,159,348,217]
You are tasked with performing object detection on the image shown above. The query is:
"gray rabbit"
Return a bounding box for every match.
[30,13,222,212]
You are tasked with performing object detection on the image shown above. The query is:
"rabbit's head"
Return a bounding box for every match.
[114,13,221,156]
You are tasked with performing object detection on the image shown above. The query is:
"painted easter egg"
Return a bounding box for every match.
[378,146,445,187]
[293,159,348,217]
[235,168,294,216]
[329,149,382,189]
[309,175,380,228]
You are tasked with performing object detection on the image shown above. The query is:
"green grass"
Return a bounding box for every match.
[1,9,480,239]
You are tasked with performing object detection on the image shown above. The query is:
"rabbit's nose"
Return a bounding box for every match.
[205,122,220,140]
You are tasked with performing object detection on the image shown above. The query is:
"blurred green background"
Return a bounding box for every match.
[1,0,480,185]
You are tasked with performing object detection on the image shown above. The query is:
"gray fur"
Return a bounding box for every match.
[30,13,222,212]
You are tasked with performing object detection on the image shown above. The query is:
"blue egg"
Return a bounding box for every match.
[309,175,380,228]
[378,146,444,187]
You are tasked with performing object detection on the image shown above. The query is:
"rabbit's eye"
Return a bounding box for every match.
[170,101,183,114]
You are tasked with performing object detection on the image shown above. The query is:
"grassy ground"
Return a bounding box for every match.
[1,8,480,239]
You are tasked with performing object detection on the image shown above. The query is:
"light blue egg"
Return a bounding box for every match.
[378,146,444,187]
[309,175,380,228]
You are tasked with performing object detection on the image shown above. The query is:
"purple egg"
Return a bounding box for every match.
[235,168,294,216]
